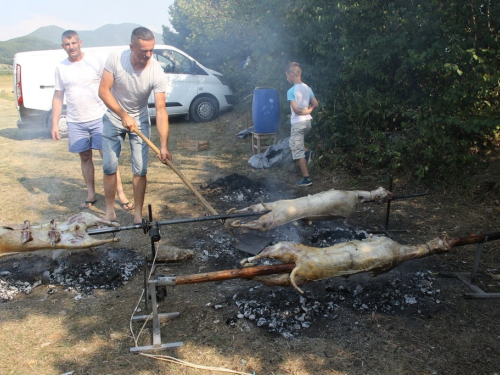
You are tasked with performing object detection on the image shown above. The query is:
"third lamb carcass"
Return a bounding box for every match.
[0,212,120,256]
[228,187,394,231]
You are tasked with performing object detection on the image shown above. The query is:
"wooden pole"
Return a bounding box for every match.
[174,263,295,285]
[133,128,218,215]
[449,232,500,248]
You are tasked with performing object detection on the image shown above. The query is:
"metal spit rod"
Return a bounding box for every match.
[391,192,428,200]
[87,211,269,236]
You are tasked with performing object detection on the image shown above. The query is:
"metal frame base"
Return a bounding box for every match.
[130,343,183,353]
[442,237,500,299]
[452,272,500,299]
[130,275,183,353]
[129,310,183,353]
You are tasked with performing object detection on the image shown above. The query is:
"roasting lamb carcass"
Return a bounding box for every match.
[228,187,394,231]
[240,236,451,293]
[0,212,120,256]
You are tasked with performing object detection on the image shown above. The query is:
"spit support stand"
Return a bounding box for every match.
[367,177,428,237]
[441,236,500,299]
[130,276,183,353]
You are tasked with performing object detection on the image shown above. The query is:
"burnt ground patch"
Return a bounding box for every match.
[0,248,142,301]
[219,265,447,339]
[200,172,269,205]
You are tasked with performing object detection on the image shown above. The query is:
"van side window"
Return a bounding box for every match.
[154,49,194,75]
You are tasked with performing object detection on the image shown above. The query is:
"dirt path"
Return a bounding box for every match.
[1,96,500,375]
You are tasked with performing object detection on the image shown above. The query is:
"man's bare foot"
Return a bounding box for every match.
[133,213,143,225]
[102,212,117,222]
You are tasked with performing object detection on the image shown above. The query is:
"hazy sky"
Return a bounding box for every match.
[0,0,175,41]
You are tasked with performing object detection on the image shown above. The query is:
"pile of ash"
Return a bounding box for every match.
[278,220,368,245]
[201,173,269,203]
[49,256,142,293]
[223,268,443,338]
[0,276,42,301]
[0,248,143,302]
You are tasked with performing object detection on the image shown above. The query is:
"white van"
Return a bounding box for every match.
[13,44,235,135]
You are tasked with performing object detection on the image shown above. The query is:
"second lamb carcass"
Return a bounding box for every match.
[0,212,120,256]
[228,187,394,231]
[240,236,451,293]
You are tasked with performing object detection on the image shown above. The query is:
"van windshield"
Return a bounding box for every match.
[154,49,194,75]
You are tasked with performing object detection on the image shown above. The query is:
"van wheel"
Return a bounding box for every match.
[47,112,68,138]
[190,97,218,122]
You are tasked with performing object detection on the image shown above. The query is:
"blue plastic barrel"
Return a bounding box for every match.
[252,88,280,134]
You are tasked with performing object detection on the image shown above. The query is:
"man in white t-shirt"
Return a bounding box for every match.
[99,27,171,224]
[52,30,132,210]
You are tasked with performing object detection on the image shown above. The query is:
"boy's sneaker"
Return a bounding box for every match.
[297,177,312,187]
[305,150,314,166]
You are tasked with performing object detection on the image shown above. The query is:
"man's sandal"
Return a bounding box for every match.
[80,199,97,209]
[121,201,135,211]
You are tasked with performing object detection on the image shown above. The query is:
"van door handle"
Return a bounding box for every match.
[40,85,55,89]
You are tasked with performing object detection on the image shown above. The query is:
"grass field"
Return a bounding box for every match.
[0,63,13,76]
[0,74,14,101]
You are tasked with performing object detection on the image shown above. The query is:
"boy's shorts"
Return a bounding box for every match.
[102,113,150,177]
[67,118,103,153]
[289,120,312,160]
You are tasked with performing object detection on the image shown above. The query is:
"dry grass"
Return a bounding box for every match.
[0,74,14,101]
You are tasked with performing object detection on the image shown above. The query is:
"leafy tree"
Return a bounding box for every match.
[314,0,500,180]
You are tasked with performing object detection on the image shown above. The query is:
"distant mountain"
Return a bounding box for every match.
[26,25,66,45]
[0,36,59,65]
[28,23,163,47]
[0,23,164,65]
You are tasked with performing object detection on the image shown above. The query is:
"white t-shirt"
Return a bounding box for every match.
[104,50,166,122]
[287,83,315,125]
[54,54,106,123]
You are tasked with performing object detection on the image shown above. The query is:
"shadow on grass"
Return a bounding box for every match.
[17,176,91,210]
[0,126,51,141]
